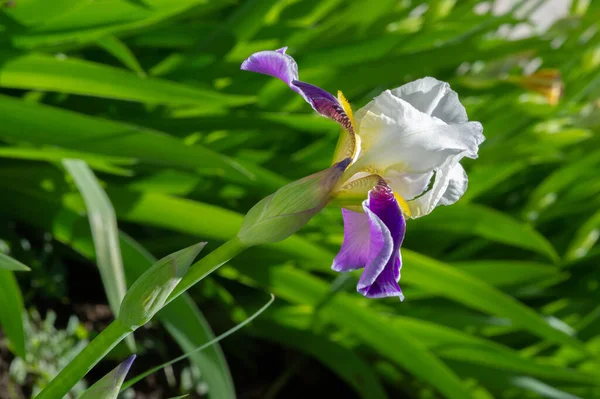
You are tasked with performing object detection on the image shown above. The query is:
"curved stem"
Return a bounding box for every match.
[167,236,247,305]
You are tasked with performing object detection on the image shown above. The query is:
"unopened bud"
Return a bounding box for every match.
[238,158,351,246]
[79,355,136,399]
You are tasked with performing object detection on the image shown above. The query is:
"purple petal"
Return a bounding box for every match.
[332,208,388,272]
[358,253,404,299]
[331,181,406,300]
[241,48,353,133]
[240,47,298,86]
[357,184,405,299]
[292,81,354,133]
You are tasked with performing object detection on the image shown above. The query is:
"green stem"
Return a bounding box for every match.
[35,237,248,399]
[35,319,132,399]
[167,236,247,305]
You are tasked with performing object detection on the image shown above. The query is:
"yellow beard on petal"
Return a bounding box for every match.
[394,192,412,218]
[337,90,355,130]
[332,90,360,165]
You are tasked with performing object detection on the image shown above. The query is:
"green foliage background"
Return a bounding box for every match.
[0,0,600,398]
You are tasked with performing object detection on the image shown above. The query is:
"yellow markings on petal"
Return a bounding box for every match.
[332,128,357,164]
[337,90,355,130]
[332,90,360,165]
[394,192,412,218]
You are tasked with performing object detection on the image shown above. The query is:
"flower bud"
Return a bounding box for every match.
[238,158,351,246]
[118,243,205,330]
[79,355,135,399]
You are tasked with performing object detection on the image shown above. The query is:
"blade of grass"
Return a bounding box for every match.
[410,203,559,262]
[97,35,146,77]
[0,252,30,271]
[121,293,275,390]
[229,264,473,399]
[0,51,252,106]
[0,94,254,182]
[62,159,134,351]
[0,270,26,357]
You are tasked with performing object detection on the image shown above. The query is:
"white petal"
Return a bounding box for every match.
[353,90,483,175]
[384,169,433,201]
[407,161,469,218]
[407,161,454,218]
[390,77,468,124]
[439,163,468,206]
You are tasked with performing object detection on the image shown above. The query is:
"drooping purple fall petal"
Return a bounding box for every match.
[241,47,353,133]
[332,183,406,300]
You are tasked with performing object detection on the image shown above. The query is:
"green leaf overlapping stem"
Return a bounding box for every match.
[118,243,206,329]
[35,239,248,399]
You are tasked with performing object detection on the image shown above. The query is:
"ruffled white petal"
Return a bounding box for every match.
[390,77,468,124]
[439,163,468,206]
[353,90,482,174]
[350,77,484,217]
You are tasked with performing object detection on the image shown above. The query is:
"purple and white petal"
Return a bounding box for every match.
[351,79,484,217]
[357,184,406,299]
[241,48,353,132]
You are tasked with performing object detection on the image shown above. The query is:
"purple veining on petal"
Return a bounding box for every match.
[331,182,406,300]
[292,81,354,133]
[357,184,405,299]
[241,48,353,133]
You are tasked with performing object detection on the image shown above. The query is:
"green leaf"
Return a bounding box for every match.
[122,294,275,391]
[564,208,600,261]
[231,264,473,399]
[97,35,146,77]
[524,150,600,221]
[0,51,252,106]
[402,250,585,352]
[0,252,30,271]
[0,94,253,181]
[451,260,560,287]
[7,0,228,50]
[158,296,236,399]
[461,161,528,202]
[0,146,135,176]
[63,159,133,350]
[118,242,205,329]
[410,204,559,262]
[0,270,26,357]
[252,313,389,399]
[79,355,136,399]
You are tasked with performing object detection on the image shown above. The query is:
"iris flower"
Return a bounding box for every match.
[241,47,484,300]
